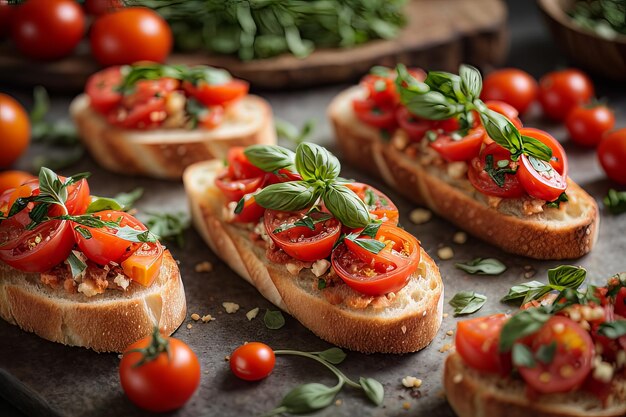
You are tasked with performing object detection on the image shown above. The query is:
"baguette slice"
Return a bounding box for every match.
[70,94,276,179]
[444,352,626,417]
[183,160,444,354]
[328,86,599,260]
[0,251,186,352]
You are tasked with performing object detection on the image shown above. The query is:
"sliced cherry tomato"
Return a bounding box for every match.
[85,66,124,115]
[230,342,275,381]
[108,97,167,129]
[331,225,420,296]
[0,171,36,194]
[598,128,626,184]
[73,210,147,266]
[361,67,426,107]
[121,78,179,108]
[265,168,302,185]
[231,194,265,224]
[9,177,89,217]
[197,105,224,129]
[226,147,266,179]
[615,287,626,318]
[264,209,341,262]
[481,68,538,115]
[345,183,398,225]
[538,69,595,121]
[517,316,594,394]
[352,99,397,130]
[121,242,164,286]
[395,106,432,140]
[565,105,615,148]
[215,174,265,203]
[455,314,509,374]
[183,79,249,107]
[467,142,526,198]
[485,100,523,129]
[517,128,568,201]
[430,127,485,162]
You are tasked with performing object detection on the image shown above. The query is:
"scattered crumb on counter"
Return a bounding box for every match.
[453,374,463,384]
[191,313,200,321]
[443,313,449,319]
[437,247,454,260]
[452,231,467,244]
[401,376,422,389]
[402,401,411,410]
[224,355,230,362]
[246,307,260,321]
[201,314,215,323]
[223,302,240,314]
[439,343,453,353]
[446,330,454,336]
[187,324,193,329]
[524,264,533,271]
[409,208,432,225]
[195,261,213,273]
[335,399,342,407]
[524,269,536,279]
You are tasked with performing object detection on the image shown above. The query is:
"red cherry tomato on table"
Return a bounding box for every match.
[183,80,249,107]
[90,7,172,66]
[10,0,85,60]
[345,183,399,225]
[566,105,615,148]
[430,127,486,162]
[467,142,526,198]
[0,171,35,194]
[481,68,538,115]
[230,342,276,381]
[120,330,200,412]
[598,129,626,184]
[85,66,124,115]
[455,314,510,374]
[538,69,595,121]
[352,99,397,130]
[0,94,30,168]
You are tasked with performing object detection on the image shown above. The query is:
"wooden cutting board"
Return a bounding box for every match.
[0,0,507,91]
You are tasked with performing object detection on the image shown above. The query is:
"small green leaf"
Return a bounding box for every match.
[144,211,190,248]
[449,291,487,316]
[360,221,381,238]
[316,347,347,365]
[86,197,124,214]
[501,280,548,304]
[264,309,285,330]
[512,343,536,368]
[547,265,587,289]
[278,383,340,414]
[65,251,87,278]
[346,235,386,254]
[598,320,626,339]
[244,145,296,173]
[459,64,482,100]
[323,184,370,229]
[522,136,553,162]
[499,308,551,352]
[255,181,320,212]
[295,142,340,182]
[114,188,144,210]
[317,279,327,290]
[535,341,557,364]
[604,189,626,215]
[359,377,384,406]
[455,258,507,275]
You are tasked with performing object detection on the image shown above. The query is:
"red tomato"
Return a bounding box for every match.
[598,129,626,184]
[566,105,615,148]
[481,68,538,115]
[0,171,35,194]
[0,94,30,168]
[121,242,164,287]
[517,316,594,394]
[467,143,526,198]
[215,174,265,203]
[538,69,595,121]
[455,314,509,374]
[120,331,200,412]
[121,78,179,108]
[331,225,420,296]
[615,287,626,318]
[73,210,147,266]
[230,342,276,381]
[197,105,224,129]
[108,97,167,129]
[361,67,426,107]
[352,99,397,130]
[485,100,523,129]
[227,147,266,179]
[84,0,122,16]
[10,0,85,60]
[85,66,124,115]
[430,127,485,162]
[90,7,172,66]
[517,128,568,201]
[183,80,249,107]
[395,107,433,140]
[345,183,398,225]
[12,177,90,217]
[264,209,341,262]
[231,194,265,224]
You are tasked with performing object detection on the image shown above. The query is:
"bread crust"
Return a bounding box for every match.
[329,86,599,260]
[444,352,626,417]
[184,160,444,354]
[70,94,276,179]
[0,251,186,352]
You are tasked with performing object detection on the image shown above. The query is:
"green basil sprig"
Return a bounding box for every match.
[87,188,144,213]
[499,307,551,352]
[604,189,626,215]
[455,258,507,275]
[449,291,487,316]
[501,265,587,305]
[244,145,296,173]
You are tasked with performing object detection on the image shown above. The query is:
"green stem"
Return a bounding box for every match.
[274,350,361,389]
[260,406,288,417]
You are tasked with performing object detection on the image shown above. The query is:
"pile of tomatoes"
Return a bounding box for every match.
[0,0,171,66]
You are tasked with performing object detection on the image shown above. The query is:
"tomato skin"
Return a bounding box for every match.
[0,94,30,168]
[227,147,266,179]
[345,183,398,226]
[352,99,397,130]
[90,7,172,66]
[538,69,595,121]
[430,127,485,162]
[121,242,164,287]
[183,80,249,107]
[84,0,122,16]
[481,69,538,115]
[11,0,85,60]
[361,67,426,108]
[0,0,14,39]
[230,342,276,381]
[85,66,124,115]
[0,171,35,194]
[467,143,526,199]
[456,314,509,374]
[231,194,265,223]
[120,336,200,412]
[395,107,433,140]
[197,105,224,129]
[566,105,615,148]
[598,129,626,184]
[215,174,265,203]
[615,287,626,318]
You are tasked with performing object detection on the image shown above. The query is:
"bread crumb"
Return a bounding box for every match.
[446,330,454,336]
[524,269,536,279]
[335,399,342,406]
[223,302,240,314]
[443,313,449,318]
[409,208,432,225]
[201,314,215,323]
[224,355,230,361]
[453,374,463,384]
[439,343,453,353]
[452,231,467,244]
[195,261,213,273]
[402,401,411,410]
[401,376,422,388]
[401,325,407,334]
[191,313,200,321]
[437,247,454,260]
[246,307,260,321]
[187,324,193,329]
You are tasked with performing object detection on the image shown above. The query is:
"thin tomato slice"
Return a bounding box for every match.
[456,314,510,374]
[85,66,123,114]
[215,173,265,203]
[121,242,164,286]
[352,98,397,130]
[345,182,398,225]
[467,142,526,198]
[183,79,249,106]
[231,194,265,223]
[395,106,432,141]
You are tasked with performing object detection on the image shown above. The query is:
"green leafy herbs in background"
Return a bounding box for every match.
[501,265,587,305]
[126,0,406,60]
[604,189,626,214]
[87,188,144,213]
[264,309,286,330]
[449,291,487,316]
[144,211,190,248]
[569,0,626,39]
[455,258,507,275]
[275,118,316,145]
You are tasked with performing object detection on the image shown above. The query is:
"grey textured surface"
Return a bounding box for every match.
[1,1,626,416]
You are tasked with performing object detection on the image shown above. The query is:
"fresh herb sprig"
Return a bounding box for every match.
[455,258,507,275]
[144,211,190,248]
[569,0,626,38]
[604,189,626,214]
[501,265,587,305]
[449,291,487,316]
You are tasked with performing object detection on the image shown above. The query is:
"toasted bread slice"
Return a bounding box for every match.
[70,94,276,179]
[183,159,444,354]
[0,251,186,352]
[328,86,599,260]
[444,352,626,417]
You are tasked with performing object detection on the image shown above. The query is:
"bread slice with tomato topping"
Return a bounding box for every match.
[328,66,599,260]
[70,63,276,179]
[184,155,444,354]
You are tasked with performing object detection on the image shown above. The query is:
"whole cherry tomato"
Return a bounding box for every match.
[230,342,276,381]
[598,129,626,184]
[538,69,595,121]
[565,105,615,147]
[481,68,538,115]
[0,94,30,168]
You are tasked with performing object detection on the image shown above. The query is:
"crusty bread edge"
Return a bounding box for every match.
[0,251,186,353]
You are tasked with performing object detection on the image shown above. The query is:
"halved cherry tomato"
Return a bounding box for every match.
[456,314,509,374]
[0,171,36,194]
[481,68,538,115]
[395,106,432,140]
[517,316,593,394]
[361,67,426,107]
[430,127,485,162]
[215,174,265,203]
[264,209,341,262]
[485,100,523,129]
[73,210,147,266]
[345,182,398,225]
[467,142,526,198]
[538,69,595,121]
[517,128,568,201]
[230,342,275,381]
[183,79,249,107]
[565,105,615,148]
[197,105,224,129]
[85,66,123,114]
[8,177,90,217]
[121,78,179,109]
[226,147,266,179]
[231,194,265,223]
[108,97,167,129]
[121,242,164,286]
[331,225,420,296]
[615,287,626,318]
[352,99,397,130]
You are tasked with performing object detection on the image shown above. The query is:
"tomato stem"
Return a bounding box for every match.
[274,350,361,388]
[124,326,170,368]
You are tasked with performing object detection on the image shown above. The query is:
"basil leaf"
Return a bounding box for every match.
[499,308,551,352]
[273,212,333,234]
[521,135,553,162]
[401,89,464,121]
[255,181,320,212]
[244,145,296,173]
[145,212,190,248]
[424,71,463,101]
[74,225,92,239]
[501,280,548,304]
[8,196,35,217]
[478,109,523,158]
[114,226,158,243]
[29,202,50,224]
[512,343,536,368]
[359,377,384,406]
[295,142,340,182]
[66,251,87,279]
[449,291,487,316]
[323,184,369,228]
[459,64,482,100]
[317,278,327,290]
[183,65,231,86]
[548,265,586,289]
[275,119,316,146]
[316,347,347,365]
[546,192,569,208]
[598,320,626,339]
[346,236,386,254]
[264,309,285,330]
[360,221,381,238]
[536,341,557,364]
[279,383,339,414]
[455,258,506,275]
[114,188,144,210]
[395,64,429,94]
[604,189,626,215]
[86,197,124,213]
[38,167,67,205]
